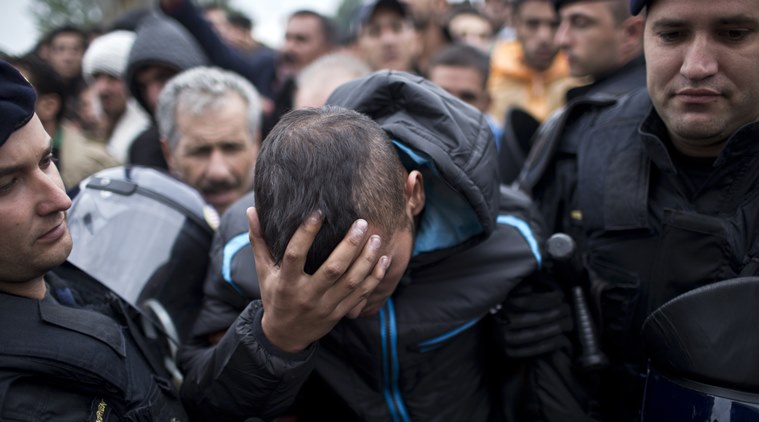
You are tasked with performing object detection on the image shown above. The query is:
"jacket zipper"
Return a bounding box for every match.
[380,298,410,422]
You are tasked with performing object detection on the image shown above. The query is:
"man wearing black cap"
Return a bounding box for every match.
[554,0,646,101]
[0,60,187,420]
[511,0,759,420]
[354,0,420,73]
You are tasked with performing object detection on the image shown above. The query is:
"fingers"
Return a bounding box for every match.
[319,227,387,309]
[346,298,368,320]
[278,210,325,281]
[330,243,392,319]
[336,255,391,319]
[313,219,371,286]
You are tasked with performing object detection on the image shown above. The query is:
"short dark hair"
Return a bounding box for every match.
[45,24,87,47]
[428,43,490,88]
[227,12,253,31]
[254,106,408,274]
[290,10,338,47]
[10,55,67,123]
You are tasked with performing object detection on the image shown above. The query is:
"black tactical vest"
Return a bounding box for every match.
[0,272,187,421]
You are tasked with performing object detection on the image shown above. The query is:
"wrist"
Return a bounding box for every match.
[260,313,308,354]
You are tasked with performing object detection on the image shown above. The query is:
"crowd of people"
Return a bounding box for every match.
[1,0,758,420]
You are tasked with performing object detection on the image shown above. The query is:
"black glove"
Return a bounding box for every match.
[493,276,573,358]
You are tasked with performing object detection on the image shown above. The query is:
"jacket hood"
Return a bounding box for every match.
[327,70,499,263]
[125,13,208,114]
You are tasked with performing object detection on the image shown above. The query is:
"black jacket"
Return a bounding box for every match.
[178,71,543,421]
[519,88,759,421]
[0,263,187,421]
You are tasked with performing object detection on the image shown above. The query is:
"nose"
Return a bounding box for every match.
[680,35,718,81]
[379,28,396,45]
[537,22,557,44]
[205,149,234,181]
[92,75,110,93]
[35,164,72,216]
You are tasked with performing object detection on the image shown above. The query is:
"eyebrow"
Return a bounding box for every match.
[651,15,759,29]
[0,138,54,177]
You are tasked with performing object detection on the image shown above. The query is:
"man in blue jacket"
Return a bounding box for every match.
[178,71,544,420]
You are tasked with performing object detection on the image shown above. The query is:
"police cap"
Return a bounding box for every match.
[0,60,36,149]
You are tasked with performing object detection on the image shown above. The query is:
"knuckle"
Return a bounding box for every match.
[322,263,344,279]
[282,249,300,264]
[296,297,315,312]
[344,276,362,291]
[357,284,374,300]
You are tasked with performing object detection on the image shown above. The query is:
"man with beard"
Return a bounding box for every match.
[278,10,337,81]
[155,66,261,216]
[488,0,579,123]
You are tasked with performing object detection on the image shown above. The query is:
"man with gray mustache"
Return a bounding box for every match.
[156,66,262,216]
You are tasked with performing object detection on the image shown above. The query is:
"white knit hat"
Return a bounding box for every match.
[82,30,136,84]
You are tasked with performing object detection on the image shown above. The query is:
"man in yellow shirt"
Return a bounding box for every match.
[488,0,581,123]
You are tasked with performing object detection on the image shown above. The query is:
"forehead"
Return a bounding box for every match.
[50,32,84,46]
[175,93,251,138]
[517,0,557,20]
[0,116,50,168]
[560,1,613,19]
[205,8,227,21]
[136,65,176,83]
[430,65,485,88]
[287,15,322,36]
[401,0,434,13]
[646,0,759,23]
[449,13,493,32]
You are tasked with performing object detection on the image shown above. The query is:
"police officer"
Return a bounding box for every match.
[0,60,188,420]
[553,0,646,102]
[512,0,759,420]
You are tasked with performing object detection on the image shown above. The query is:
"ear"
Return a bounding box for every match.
[620,15,644,56]
[160,138,175,171]
[404,170,425,218]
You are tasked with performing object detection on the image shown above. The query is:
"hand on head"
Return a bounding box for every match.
[247,207,391,353]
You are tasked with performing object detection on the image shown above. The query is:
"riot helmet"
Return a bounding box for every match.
[67,165,217,349]
[641,277,759,421]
